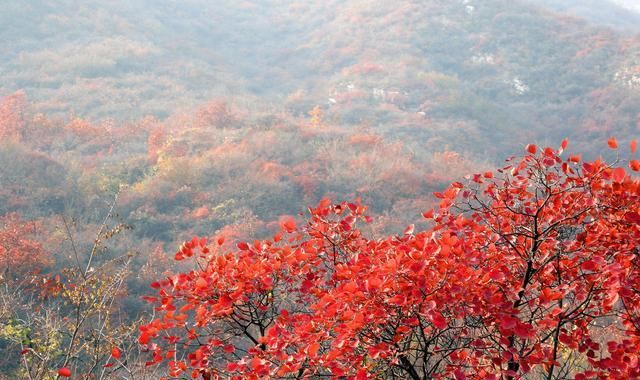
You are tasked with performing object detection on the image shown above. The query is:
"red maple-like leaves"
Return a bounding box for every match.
[111,347,122,359]
[140,141,640,379]
[57,367,72,377]
[526,144,537,154]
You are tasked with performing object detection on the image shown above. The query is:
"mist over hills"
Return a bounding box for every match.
[2,1,639,133]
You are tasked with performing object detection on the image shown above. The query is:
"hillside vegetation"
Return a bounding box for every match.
[1,1,640,378]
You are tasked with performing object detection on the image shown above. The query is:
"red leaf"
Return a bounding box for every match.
[624,212,640,223]
[499,315,518,330]
[630,160,640,172]
[308,342,320,357]
[219,295,233,308]
[544,147,554,157]
[280,216,297,233]
[581,260,598,272]
[139,333,150,345]
[631,139,638,154]
[195,277,208,289]
[540,288,563,304]
[430,311,447,329]
[612,167,626,183]
[366,276,382,291]
[608,137,618,149]
[526,144,537,154]
[514,323,533,338]
[111,347,122,359]
[403,224,415,235]
[58,368,72,377]
[422,209,434,219]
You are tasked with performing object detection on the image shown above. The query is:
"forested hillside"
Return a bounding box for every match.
[528,0,640,32]
[3,1,640,142]
[1,0,640,378]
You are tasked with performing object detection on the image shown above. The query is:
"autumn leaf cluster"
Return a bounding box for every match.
[141,140,640,379]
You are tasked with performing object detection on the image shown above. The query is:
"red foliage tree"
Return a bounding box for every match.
[140,141,640,379]
[196,99,233,129]
[147,125,167,164]
[0,91,27,142]
[0,213,50,281]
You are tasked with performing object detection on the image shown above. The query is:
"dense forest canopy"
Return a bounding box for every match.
[1,0,640,379]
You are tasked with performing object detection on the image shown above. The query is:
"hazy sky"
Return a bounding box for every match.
[612,0,640,12]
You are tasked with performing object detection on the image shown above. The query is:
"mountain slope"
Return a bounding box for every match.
[526,0,640,33]
[0,0,638,159]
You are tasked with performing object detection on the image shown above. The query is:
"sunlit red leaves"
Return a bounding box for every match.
[403,224,415,235]
[429,311,447,329]
[279,216,297,233]
[140,141,640,379]
[526,144,537,154]
[103,346,123,368]
[569,154,581,163]
[195,277,208,290]
[57,367,72,377]
[174,237,208,261]
[612,167,626,183]
[307,342,321,357]
[559,138,569,154]
[539,288,564,305]
[168,360,188,377]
